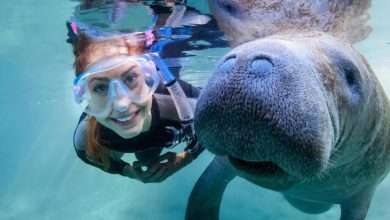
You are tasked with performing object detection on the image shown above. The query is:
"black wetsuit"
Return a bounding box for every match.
[73,80,204,176]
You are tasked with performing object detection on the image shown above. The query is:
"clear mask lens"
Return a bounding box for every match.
[73,55,160,117]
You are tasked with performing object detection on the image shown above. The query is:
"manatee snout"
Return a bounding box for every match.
[195,35,336,178]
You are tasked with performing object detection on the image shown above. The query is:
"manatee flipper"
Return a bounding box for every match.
[284,195,333,214]
[339,189,374,220]
[186,155,236,220]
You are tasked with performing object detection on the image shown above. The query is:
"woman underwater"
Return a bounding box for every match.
[69,1,220,183]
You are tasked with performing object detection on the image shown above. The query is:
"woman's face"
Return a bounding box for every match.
[83,35,153,138]
[97,92,153,139]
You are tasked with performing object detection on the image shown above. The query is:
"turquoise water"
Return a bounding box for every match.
[0,1,389,220]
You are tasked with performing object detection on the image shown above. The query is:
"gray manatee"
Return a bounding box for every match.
[186,32,390,220]
[208,0,372,46]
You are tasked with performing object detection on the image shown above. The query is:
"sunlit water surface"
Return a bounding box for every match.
[0,1,389,219]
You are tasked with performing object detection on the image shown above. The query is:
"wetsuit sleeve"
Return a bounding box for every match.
[73,113,130,176]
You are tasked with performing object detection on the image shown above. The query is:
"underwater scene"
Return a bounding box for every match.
[0,0,389,219]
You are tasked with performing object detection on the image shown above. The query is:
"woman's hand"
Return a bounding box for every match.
[125,151,193,183]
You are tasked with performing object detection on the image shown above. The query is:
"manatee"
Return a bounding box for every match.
[208,0,372,46]
[186,32,390,220]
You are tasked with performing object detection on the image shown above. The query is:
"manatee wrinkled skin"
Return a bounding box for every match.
[208,0,372,46]
[186,32,390,220]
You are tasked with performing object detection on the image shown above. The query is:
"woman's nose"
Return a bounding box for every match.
[112,95,131,112]
[110,80,132,112]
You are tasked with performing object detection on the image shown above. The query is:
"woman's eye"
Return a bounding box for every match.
[93,83,108,95]
[124,73,138,86]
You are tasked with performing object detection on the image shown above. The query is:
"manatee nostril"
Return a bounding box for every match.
[251,57,273,75]
[219,55,237,72]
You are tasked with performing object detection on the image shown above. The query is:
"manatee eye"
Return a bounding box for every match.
[341,63,360,91]
[344,68,357,87]
[222,3,236,14]
[217,0,239,16]
[338,60,362,103]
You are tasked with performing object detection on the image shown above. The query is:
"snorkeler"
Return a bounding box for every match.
[69,1,215,183]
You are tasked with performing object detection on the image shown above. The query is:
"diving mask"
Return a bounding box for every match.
[73,55,160,117]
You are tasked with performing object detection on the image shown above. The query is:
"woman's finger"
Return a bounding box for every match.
[131,167,146,182]
[146,166,169,183]
[133,160,152,167]
[140,164,162,179]
[157,152,176,161]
